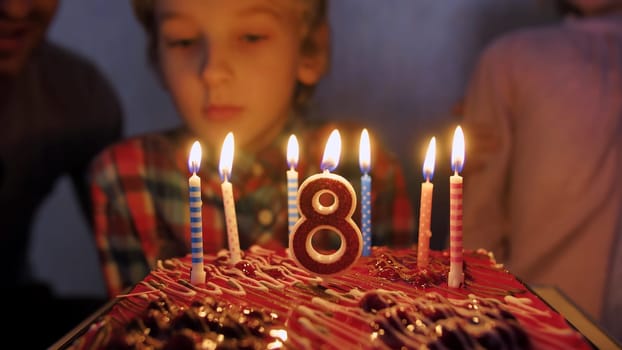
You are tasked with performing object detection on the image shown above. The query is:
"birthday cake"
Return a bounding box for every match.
[63,245,592,349]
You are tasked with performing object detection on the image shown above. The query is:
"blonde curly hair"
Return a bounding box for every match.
[131,0,329,111]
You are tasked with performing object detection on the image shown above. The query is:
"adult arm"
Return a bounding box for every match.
[461,38,515,261]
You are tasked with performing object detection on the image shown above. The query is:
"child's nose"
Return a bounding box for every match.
[200,44,232,86]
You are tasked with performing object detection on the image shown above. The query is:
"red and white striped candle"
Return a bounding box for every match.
[448,126,465,288]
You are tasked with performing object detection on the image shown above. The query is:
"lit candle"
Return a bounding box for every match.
[188,140,206,284]
[448,126,465,288]
[418,136,436,268]
[359,128,372,256]
[287,134,299,236]
[289,129,363,275]
[219,132,241,264]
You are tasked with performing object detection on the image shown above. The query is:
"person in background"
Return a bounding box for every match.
[0,0,123,346]
[460,0,622,342]
[90,0,414,298]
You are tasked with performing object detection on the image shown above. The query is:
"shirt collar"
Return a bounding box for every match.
[565,11,622,36]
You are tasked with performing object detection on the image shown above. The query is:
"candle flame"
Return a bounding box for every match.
[451,126,465,174]
[188,140,202,174]
[287,134,299,169]
[219,132,235,181]
[423,136,436,181]
[321,129,341,172]
[359,128,371,174]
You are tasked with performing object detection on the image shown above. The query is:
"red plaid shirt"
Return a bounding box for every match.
[90,118,414,297]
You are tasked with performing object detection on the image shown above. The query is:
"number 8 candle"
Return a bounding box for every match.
[219,132,241,264]
[289,129,363,275]
[448,126,465,288]
[359,129,372,256]
[188,141,206,284]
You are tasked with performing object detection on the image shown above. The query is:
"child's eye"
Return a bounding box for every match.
[166,38,198,48]
[240,33,267,43]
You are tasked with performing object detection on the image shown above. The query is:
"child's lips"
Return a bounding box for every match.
[203,105,243,121]
[0,23,29,52]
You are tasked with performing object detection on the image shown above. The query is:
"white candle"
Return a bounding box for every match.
[287,134,299,236]
[188,141,206,284]
[448,126,465,288]
[219,132,241,264]
[418,136,436,268]
[359,128,372,256]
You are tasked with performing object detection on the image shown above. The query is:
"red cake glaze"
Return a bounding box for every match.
[66,246,593,349]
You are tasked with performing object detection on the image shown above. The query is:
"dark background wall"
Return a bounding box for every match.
[30,0,556,298]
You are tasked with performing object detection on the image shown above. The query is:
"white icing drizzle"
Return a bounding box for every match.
[115,289,162,298]
[296,306,370,348]
[295,317,328,349]
[220,265,270,292]
[71,246,592,350]
[504,295,551,317]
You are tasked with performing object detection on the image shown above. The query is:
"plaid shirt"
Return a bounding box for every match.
[91,118,414,297]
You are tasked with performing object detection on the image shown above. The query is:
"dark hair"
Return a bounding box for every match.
[131,0,329,111]
[554,0,583,16]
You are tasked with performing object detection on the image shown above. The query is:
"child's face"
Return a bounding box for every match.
[568,0,622,15]
[154,0,325,151]
[0,0,59,77]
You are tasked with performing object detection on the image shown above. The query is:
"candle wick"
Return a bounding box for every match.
[222,169,230,183]
[192,161,201,175]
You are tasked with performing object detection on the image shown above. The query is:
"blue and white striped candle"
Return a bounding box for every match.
[286,134,299,236]
[359,129,372,256]
[188,140,206,284]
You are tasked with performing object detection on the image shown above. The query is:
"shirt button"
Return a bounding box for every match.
[252,164,263,176]
[257,209,274,227]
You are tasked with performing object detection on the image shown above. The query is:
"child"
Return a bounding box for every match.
[91,0,414,297]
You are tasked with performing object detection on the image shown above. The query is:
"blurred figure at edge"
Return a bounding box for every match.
[461,0,622,342]
[0,0,123,346]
